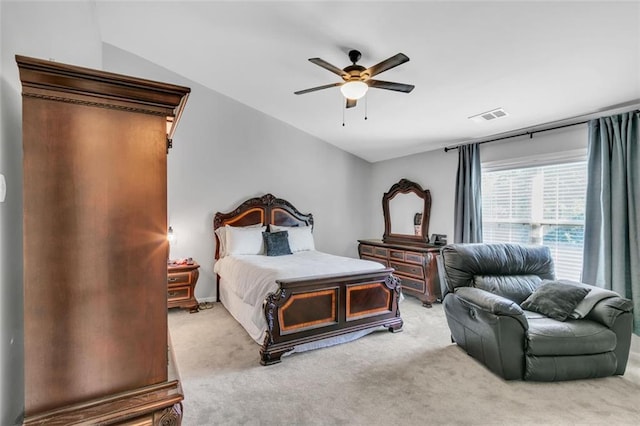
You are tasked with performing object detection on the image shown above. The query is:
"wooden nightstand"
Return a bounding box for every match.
[167,262,200,313]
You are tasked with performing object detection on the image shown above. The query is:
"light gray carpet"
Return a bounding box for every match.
[168,297,640,425]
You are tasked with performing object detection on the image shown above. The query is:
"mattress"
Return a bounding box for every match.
[214,250,386,306]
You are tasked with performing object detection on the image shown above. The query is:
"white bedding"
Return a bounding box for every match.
[214,250,387,346]
[214,250,385,306]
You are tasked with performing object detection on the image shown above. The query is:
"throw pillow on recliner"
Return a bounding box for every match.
[520,281,591,321]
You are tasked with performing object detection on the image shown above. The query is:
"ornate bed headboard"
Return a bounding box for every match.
[213,194,314,260]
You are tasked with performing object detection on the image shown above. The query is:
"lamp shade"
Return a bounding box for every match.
[340,81,368,100]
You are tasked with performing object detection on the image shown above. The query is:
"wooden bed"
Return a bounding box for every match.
[214,194,403,365]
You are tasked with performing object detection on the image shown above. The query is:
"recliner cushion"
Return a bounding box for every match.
[525,352,617,381]
[526,315,616,356]
[567,281,620,319]
[474,275,542,304]
[442,243,555,291]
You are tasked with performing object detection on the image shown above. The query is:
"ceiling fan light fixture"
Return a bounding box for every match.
[340,81,368,100]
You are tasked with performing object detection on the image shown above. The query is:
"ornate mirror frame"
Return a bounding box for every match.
[382,178,432,247]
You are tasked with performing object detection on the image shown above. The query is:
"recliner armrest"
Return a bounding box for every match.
[586,296,634,328]
[454,287,528,329]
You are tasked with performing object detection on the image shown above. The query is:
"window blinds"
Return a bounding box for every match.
[482,161,587,281]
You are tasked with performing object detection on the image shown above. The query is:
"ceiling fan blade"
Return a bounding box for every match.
[294,82,342,95]
[309,58,350,78]
[363,53,410,78]
[346,98,357,109]
[368,79,415,93]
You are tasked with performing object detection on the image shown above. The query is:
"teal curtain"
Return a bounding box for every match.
[454,143,483,243]
[582,111,640,334]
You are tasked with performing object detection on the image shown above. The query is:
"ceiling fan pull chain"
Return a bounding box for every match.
[342,97,346,126]
[364,95,368,121]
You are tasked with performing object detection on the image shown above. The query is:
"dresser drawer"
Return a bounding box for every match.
[168,272,191,285]
[360,244,374,255]
[168,286,191,302]
[404,252,425,264]
[373,247,388,258]
[389,250,404,261]
[397,276,426,293]
[389,261,424,279]
[360,244,388,259]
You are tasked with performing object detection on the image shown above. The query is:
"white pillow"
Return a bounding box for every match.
[216,223,264,257]
[225,224,267,255]
[270,225,315,252]
[215,227,228,257]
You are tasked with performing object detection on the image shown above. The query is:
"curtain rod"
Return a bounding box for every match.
[443,120,588,152]
[443,108,640,153]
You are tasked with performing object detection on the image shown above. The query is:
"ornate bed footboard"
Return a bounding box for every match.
[261,268,402,365]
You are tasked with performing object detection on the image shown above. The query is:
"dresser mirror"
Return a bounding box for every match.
[382,178,431,246]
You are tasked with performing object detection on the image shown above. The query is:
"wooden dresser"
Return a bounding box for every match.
[168,263,200,312]
[19,55,190,425]
[358,239,442,307]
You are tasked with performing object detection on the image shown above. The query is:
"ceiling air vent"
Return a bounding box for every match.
[469,108,508,123]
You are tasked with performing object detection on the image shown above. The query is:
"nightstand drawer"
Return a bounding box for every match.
[167,262,200,312]
[389,261,424,279]
[168,286,191,301]
[168,272,191,285]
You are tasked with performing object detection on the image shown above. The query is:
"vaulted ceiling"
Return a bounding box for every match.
[95,1,640,162]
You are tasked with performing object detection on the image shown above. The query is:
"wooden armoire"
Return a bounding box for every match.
[18,55,190,425]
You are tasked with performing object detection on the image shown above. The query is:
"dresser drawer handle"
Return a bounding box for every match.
[168,277,178,282]
[168,291,179,297]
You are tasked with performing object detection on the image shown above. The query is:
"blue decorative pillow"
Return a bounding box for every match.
[262,231,292,256]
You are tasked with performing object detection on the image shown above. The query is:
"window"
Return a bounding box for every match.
[482,161,587,281]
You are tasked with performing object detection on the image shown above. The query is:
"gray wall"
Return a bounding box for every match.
[0,1,102,424]
[367,125,588,242]
[369,148,458,242]
[102,44,374,303]
[481,125,587,164]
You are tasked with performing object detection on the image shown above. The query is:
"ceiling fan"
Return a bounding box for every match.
[294,49,415,108]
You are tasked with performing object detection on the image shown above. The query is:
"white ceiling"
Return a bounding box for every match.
[95,1,640,162]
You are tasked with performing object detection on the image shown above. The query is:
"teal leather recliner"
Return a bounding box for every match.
[439,243,634,381]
